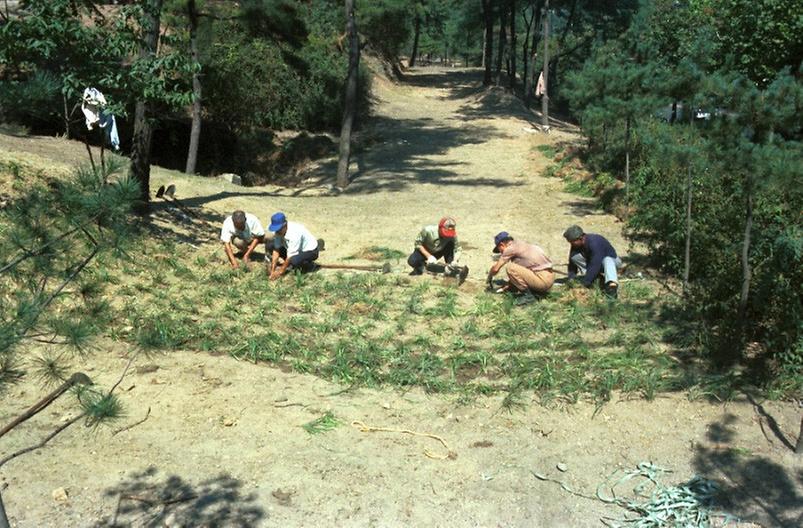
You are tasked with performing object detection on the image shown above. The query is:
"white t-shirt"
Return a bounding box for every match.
[273,221,317,257]
[220,213,265,243]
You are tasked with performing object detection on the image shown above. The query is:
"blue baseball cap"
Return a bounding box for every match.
[268,212,287,232]
[493,231,512,253]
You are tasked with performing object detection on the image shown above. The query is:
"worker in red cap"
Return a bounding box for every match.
[407,217,462,276]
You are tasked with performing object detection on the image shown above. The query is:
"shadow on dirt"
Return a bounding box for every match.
[95,467,265,527]
[310,115,523,194]
[401,67,575,132]
[559,198,602,217]
[144,201,228,248]
[693,413,802,527]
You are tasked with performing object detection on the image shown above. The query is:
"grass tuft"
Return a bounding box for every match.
[302,411,340,434]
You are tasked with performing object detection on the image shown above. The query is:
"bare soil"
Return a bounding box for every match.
[1,67,801,527]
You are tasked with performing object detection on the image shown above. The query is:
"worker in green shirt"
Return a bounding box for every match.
[407,217,462,276]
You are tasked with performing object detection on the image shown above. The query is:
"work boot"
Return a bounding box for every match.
[409,266,424,276]
[604,281,618,299]
[514,290,536,306]
[458,265,469,285]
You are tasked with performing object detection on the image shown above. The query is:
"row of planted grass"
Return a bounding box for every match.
[80,234,739,409]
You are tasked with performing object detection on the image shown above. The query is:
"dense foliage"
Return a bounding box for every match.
[0,0,372,179]
[565,0,802,390]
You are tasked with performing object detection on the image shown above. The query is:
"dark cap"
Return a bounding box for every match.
[493,231,512,253]
[563,225,584,242]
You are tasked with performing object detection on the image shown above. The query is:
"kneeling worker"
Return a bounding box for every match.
[267,212,320,280]
[563,224,621,298]
[488,231,554,304]
[408,217,462,276]
[220,210,266,269]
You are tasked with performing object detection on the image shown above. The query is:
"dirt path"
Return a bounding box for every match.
[1,68,800,528]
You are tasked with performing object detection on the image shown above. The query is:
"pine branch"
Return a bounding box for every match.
[22,247,99,334]
[108,350,140,395]
[111,406,151,436]
[0,214,101,275]
[0,372,92,439]
[0,228,79,274]
[0,414,85,469]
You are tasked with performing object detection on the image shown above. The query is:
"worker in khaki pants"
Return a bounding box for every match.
[487,231,554,305]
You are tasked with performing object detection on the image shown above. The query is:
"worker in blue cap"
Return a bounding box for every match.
[267,212,321,280]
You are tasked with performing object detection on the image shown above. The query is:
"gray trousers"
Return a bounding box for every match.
[570,253,622,284]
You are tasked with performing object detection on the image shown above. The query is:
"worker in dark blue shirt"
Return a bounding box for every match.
[563,225,622,298]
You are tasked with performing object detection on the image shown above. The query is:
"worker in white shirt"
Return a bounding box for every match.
[220,210,266,269]
[267,212,321,280]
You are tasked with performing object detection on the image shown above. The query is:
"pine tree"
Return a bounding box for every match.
[0,157,140,525]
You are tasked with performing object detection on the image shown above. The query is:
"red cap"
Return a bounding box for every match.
[438,216,456,238]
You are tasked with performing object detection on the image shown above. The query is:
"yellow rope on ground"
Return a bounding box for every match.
[351,420,456,460]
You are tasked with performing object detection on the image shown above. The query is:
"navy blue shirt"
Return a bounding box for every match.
[567,233,618,287]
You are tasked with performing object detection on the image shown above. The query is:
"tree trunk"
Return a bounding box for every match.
[509,0,516,89]
[184,0,202,175]
[495,6,507,86]
[521,7,532,96]
[336,0,359,189]
[524,6,540,107]
[682,109,695,293]
[409,13,421,67]
[540,0,549,128]
[129,0,164,212]
[481,0,494,85]
[62,92,70,139]
[624,115,630,208]
[551,0,576,93]
[482,23,487,67]
[683,162,693,294]
[738,181,753,321]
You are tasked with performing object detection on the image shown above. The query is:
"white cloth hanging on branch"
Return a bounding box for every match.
[81,87,120,151]
[535,72,545,97]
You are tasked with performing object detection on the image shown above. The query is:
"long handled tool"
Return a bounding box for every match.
[317,262,392,273]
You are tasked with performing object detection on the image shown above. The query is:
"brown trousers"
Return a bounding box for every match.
[506,262,554,293]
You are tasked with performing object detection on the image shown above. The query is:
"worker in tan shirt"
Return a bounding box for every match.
[487,231,554,305]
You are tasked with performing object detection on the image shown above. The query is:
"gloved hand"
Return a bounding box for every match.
[426,255,437,265]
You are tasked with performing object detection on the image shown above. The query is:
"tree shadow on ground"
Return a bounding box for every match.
[559,198,602,217]
[692,414,802,527]
[95,467,265,527]
[400,68,576,133]
[401,68,488,101]
[308,115,523,194]
[143,201,228,248]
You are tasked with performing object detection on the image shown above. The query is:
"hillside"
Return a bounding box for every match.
[0,67,800,528]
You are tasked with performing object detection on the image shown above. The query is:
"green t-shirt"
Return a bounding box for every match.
[415,225,461,259]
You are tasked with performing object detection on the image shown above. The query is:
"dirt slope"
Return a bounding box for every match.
[1,68,800,528]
